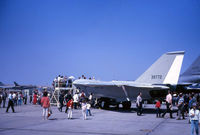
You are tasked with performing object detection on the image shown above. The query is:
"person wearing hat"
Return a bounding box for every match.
[189,103,200,135]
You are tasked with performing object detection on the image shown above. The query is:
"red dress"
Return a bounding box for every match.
[33,94,37,105]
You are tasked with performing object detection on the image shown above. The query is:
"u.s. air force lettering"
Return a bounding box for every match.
[151,75,162,79]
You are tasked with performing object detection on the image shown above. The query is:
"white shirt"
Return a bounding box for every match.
[189,108,200,121]
[73,94,79,103]
[82,103,87,111]
[136,95,142,105]
[8,94,13,100]
[86,103,91,109]
[166,94,172,104]
[58,76,61,82]
[13,93,16,99]
[89,95,92,100]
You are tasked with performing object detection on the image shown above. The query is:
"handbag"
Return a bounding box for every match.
[48,108,53,117]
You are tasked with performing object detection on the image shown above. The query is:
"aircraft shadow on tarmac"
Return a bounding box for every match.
[103,107,178,114]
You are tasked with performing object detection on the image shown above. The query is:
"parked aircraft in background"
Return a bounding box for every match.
[176,55,200,92]
[73,51,185,109]
[13,81,37,90]
[0,82,14,89]
[0,81,37,90]
[179,55,200,85]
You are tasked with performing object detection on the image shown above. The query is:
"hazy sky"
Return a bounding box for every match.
[0,0,200,86]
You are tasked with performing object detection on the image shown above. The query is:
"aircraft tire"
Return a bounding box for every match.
[100,100,109,109]
[122,101,131,110]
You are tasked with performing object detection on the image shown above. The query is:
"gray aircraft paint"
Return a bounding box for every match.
[0,81,36,90]
[179,55,200,84]
[0,82,14,89]
[0,82,5,86]
[13,82,37,90]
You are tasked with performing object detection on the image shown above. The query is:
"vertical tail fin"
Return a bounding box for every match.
[181,56,200,76]
[135,51,185,85]
[14,82,19,86]
[179,55,200,83]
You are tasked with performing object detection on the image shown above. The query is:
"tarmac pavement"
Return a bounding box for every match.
[0,104,191,135]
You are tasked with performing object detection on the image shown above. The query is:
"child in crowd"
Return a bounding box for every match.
[67,98,73,119]
[18,92,22,106]
[155,99,161,117]
[86,102,92,116]
[81,100,87,120]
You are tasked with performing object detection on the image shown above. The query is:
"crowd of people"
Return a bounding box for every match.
[0,90,7,108]
[58,90,93,120]
[30,89,94,120]
[0,90,30,113]
[0,83,94,121]
[77,75,95,80]
[52,75,68,88]
[32,90,51,105]
[136,91,200,120]
[2,87,200,134]
[136,91,200,135]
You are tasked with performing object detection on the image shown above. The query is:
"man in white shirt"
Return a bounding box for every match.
[162,91,173,118]
[136,92,142,116]
[13,92,16,106]
[73,93,79,109]
[189,103,199,135]
[57,75,61,87]
[6,92,15,113]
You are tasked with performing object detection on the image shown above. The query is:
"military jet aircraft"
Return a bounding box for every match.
[0,82,14,89]
[73,51,185,109]
[0,81,37,90]
[179,55,200,84]
[176,55,200,92]
[13,82,37,90]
